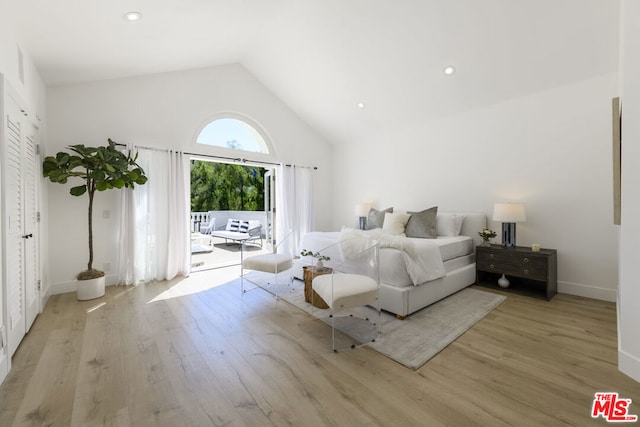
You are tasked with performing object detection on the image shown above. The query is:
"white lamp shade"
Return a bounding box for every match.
[354,203,371,217]
[493,203,526,223]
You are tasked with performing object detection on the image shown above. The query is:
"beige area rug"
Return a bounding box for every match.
[241,272,506,370]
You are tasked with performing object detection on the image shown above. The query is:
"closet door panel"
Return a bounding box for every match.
[24,128,38,331]
[5,99,26,357]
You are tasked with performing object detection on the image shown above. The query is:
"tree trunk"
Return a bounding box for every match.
[87,186,94,272]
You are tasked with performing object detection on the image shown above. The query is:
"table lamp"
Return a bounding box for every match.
[493,202,526,247]
[354,203,371,230]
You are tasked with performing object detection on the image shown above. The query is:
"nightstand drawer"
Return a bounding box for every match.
[478,250,544,265]
[477,260,543,279]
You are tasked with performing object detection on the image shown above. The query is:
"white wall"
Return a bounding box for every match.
[333,73,619,301]
[618,0,640,383]
[0,0,46,121]
[45,64,334,291]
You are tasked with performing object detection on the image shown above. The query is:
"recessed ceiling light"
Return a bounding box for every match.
[357,102,365,109]
[123,11,143,22]
[443,65,456,76]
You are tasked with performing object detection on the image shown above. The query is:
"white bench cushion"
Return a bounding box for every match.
[312,273,378,310]
[243,253,293,273]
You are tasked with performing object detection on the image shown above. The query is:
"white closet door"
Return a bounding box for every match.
[5,97,26,356]
[24,127,39,331]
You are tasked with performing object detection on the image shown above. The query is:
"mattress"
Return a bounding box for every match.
[296,232,474,289]
[380,236,473,288]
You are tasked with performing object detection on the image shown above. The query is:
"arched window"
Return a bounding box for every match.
[196,117,270,154]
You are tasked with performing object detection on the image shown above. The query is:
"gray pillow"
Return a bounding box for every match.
[405,206,438,238]
[366,207,393,230]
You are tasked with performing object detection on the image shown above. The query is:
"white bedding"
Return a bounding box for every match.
[339,227,445,285]
[296,230,474,288]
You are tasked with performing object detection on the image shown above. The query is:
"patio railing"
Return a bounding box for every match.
[191,210,269,236]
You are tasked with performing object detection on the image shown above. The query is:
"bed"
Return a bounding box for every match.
[292,212,486,319]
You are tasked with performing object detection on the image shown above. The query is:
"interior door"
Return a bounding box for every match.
[3,84,39,358]
[5,94,26,356]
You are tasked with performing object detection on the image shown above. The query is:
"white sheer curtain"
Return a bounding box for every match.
[276,165,314,255]
[117,147,190,285]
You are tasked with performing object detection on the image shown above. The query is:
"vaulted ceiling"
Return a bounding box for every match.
[9,0,619,144]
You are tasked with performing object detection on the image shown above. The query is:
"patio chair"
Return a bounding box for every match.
[200,212,216,234]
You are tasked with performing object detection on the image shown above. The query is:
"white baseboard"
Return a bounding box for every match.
[558,280,616,302]
[48,274,118,296]
[619,349,640,383]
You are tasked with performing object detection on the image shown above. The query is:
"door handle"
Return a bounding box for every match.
[22,233,33,239]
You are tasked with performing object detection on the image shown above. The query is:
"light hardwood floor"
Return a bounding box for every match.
[1,269,639,426]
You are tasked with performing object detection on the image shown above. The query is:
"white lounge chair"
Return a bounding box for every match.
[210,218,263,247]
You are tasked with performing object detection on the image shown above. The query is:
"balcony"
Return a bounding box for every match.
[190,210,271,271]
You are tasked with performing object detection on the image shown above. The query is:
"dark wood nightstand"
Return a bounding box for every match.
[475,244,557,300]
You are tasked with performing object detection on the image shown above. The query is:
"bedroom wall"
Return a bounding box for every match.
[618,0,640,383]
[333,72,619,302]
[0,0,46,114]
[45,64,333,293]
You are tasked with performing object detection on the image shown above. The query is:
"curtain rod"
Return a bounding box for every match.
[185,151,318,170]
[113,141,317,170]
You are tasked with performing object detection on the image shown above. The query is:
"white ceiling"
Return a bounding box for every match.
[9,0,619,144]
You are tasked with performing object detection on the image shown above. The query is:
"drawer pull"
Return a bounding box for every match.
[524,269,529,275]
[523,257,529,263]
[489,264,494,269]
[489,254,495,259]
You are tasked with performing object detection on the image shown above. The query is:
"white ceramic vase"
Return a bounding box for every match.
[77,276,106,300]
[497,274,510,289]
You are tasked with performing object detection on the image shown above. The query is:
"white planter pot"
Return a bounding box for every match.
[77,276,106,300]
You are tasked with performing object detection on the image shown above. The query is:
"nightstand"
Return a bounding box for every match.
[475,244,557,300]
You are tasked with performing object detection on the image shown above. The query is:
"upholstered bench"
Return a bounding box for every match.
[312,272,381,351]
[240,231,295,297]
[312,273,378,311]
[242,253,293,274]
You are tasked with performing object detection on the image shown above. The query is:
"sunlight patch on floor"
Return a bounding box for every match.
[147,265,241,303]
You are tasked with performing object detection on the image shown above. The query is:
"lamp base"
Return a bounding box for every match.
[502,222,517,247]
[358,216,366,230]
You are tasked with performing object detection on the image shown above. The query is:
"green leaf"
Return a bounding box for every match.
[95,181,108,191]
[91,170,105,181]
[55,152,70,164]
[70,185,87,196]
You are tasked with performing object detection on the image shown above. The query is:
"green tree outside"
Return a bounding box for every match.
[190,160,266,212]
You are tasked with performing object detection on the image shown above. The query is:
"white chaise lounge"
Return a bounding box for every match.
[210,219,263,247]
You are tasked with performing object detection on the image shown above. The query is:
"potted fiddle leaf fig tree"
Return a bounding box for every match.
[43,138,148,300]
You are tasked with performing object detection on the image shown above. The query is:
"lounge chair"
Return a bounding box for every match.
[210,219,263,247]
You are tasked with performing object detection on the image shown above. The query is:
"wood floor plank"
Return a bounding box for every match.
[1,273,639,426]
[10,326,84,427]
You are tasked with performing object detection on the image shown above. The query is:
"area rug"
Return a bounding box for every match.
[242,273,506,370]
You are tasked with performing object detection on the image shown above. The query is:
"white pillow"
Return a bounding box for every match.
[382,212,411,236]
[436,214,464,236]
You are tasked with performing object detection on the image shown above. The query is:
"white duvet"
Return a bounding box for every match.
[339,227,446,285]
